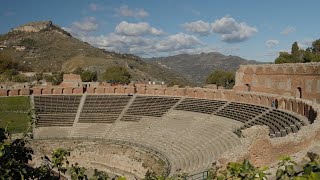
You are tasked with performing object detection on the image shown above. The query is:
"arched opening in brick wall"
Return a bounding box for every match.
[275,99,279,109]
[83,84,87,93]
[61,88,65,94]
[93,88,96,94]
[40,89,44,94]
[51,89,54,94]
[114,88,117,94]
[71,88,75,94]
[296,87,302,98]
[304,104,309,116]
[17,89,21,96]
[7,90,10,96]
[282,100,287,110]
[290,101,294,111]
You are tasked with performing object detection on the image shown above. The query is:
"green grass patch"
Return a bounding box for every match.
[0,112,31,133]
[0,96,30,111]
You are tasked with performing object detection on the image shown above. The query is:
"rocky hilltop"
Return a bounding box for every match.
[11,21,69,34]
[0,21,192,86]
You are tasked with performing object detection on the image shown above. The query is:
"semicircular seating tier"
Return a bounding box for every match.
[32,94,310,175]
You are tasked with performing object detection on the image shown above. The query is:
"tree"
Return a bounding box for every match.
[44,72,63,85]
[275,39,320,64]
[51,148,70,178]
[0,128,34,179]
[73,67,97,82]
[312,39,320,55]
[102,66,131,84]
[206,70,235,89]
[291,41,302,62]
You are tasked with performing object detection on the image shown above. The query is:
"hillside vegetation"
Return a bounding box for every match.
[147,52,261,85]
[0,21,192,86]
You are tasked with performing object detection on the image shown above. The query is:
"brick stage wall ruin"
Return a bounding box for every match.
[234,62,320,103]
[0,83,318,122]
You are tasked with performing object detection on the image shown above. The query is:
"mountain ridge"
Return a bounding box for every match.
[146,52,263,85]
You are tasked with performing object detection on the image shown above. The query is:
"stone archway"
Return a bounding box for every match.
[296,87,302,98]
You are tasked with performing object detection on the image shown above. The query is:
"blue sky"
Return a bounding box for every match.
[1,0,319,62]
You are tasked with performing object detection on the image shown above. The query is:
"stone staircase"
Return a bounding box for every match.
[72,123,113,139]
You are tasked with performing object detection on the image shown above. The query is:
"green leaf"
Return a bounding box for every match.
[276,169,284,179]
[286,165,295,176]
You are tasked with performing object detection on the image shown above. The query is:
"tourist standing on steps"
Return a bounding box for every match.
[271,100,275,108]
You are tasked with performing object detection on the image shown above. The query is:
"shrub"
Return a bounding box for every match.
[44,72,63,85]
[206,70,235,89]
[73,67,97,82]
[102,66,131,84]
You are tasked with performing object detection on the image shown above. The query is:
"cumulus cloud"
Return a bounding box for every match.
[265,39,279,48]
[155,33,202,52]
[182,20,211,36]
[115,21,164,36]
[80,32,203,57]
[116,5,149,18]
[212,16,257,43]
[71,17,98,34]
[281,26,295,35]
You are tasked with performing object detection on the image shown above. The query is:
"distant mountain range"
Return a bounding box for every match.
[146,52,263,85]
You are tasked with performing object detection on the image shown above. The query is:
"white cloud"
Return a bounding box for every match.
[212,16,257,43]
[80,32,203,57]
[71,17,98,34]
[281,26,295,35]
[155,33,202,52]
[265,39,279,48]
[182,20,211,36]
[116,5,149,18]
[115,21,164,36]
